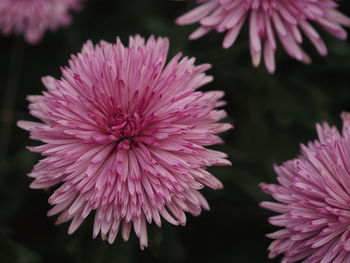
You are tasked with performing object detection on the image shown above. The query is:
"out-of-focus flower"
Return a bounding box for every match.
[18,35,232,248]
[0,0,83,44]
[260,113,350,262]
[176,0,350,73]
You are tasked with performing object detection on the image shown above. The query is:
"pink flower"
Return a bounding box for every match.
[0,0,83,44]
[260,113,350,262]
[176,0,350,73]
[17,35,232,249]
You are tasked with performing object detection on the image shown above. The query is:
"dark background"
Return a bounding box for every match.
[0,0,350,262]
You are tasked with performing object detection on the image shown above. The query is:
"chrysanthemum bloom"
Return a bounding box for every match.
[176,0,350,73]
[0,0,83,44]
[17,35,232,248]
[260,113,350,262]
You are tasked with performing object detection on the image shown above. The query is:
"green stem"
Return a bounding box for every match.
[0,38,24,161]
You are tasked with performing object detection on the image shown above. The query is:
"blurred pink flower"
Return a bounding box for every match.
[176,0,350,73]
[0,0,83,44]
[260,113,350,262]
[18,35,232,249]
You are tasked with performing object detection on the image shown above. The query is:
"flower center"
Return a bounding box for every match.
[110,111,143,139]
[105,109,156,149]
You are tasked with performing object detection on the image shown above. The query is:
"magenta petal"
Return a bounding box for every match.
[176,0,350,73]
[18,35,232,248]
[0,0,83,44]
[260,113,350,262]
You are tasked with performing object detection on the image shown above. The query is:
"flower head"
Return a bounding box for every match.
[176,0,350,73]
[0,0,83,44]
[260,113,350,262]
[18,35,232,249]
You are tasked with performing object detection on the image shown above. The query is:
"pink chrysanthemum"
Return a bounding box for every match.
[0,0,83,44]
[176,0,350,73]
[260,113,350,262]
[17,35,232,249]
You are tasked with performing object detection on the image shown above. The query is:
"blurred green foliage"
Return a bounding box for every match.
[0,0,350,262]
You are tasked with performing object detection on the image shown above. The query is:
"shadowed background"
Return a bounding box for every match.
[0,0,350,262]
